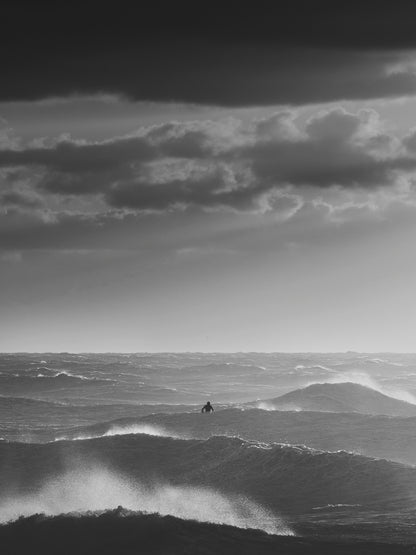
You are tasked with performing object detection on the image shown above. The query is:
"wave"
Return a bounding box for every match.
[3,511,415,555]
[1,434,415,514]
[320,371,416,405]
[294,364,336,373]
[0,466,291,535]
[0,372,114,394]
[312,503,361,511]
[257,401,302,412]
[55,423,184,441]
[41,407,416,466]
[368,358,404,367]
[0,396,66,408]
[255,382,416,416]
[8,367,97,380]
[0,399,204,444]
[178,363,268,375]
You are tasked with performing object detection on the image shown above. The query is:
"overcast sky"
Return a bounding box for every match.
[2,1,416,352]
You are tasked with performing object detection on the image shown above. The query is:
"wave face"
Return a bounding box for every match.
[258,382,416,416]
[1,435,415,516]
[0,397,198,443]
[55,407,416,466]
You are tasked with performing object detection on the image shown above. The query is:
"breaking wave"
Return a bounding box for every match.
[0,369,115,393]
[316,371,416,405]
[255,381,416,416]
[10,367,100,381]
[0,466,292,535]
[1,434,416,513]
[257,401,302,412]
[55,423,183,441]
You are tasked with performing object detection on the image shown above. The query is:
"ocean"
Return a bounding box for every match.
[1,352,416,553]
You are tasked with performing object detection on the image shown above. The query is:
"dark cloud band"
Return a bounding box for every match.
[2,2,416,105]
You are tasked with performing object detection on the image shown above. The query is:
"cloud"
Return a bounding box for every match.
[242,108,416,189]
[0,136,155,174]
[0,190,44,209]
[0,250,22,263]
[3,4,416,105]
[4,49,416,107]
[0,118,19,149]
[1,106,416,251]
[1,107,416,213]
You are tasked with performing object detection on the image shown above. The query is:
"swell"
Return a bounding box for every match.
[254,382,416,417]
[0,400,200,443]
[1,434,415,513]
[52,408,416,466]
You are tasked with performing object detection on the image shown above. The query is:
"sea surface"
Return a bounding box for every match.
[1,352,416,553]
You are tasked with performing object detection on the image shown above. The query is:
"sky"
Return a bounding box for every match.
[2,1,416,352]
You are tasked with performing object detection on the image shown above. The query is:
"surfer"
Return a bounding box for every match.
[201,401,214,413]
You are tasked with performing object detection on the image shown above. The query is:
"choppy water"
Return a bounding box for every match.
[2,352,416,549]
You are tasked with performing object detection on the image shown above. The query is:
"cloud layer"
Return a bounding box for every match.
[1,108,416,205]
[1,106,416,251]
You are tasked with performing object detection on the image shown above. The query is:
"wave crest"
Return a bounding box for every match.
[55,423,183,441]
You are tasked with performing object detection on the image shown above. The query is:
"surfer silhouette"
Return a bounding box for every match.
[201,401,214,413]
